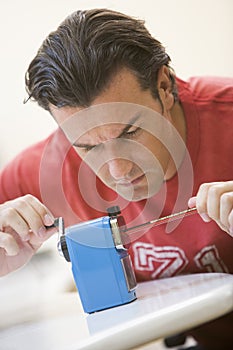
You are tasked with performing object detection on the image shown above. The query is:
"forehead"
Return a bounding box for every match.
[53,102,150,143]
[50,68,147,121]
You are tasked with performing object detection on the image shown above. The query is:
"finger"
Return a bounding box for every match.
[188,196,196,208]
[28,225,57,248]
[0,208,31,241]
[229,209,233,236]
[23,195,54,226]
[0,231,20,256]
[10,199,45,237]
[207,183,233,222]
[195,183,212,212]
[195,183,216,222]
[220,192,233,231]
[10,195,54,237]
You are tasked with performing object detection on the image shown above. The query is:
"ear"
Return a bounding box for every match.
[157,66,174,111]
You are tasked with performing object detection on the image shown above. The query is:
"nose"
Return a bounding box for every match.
[107,158,133,180]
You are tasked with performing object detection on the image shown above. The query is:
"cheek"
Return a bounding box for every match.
[142,135,170,165]
[96,164,109,178]
[140,143,167,171]
[139,135,160,161]
[76,150,113,188]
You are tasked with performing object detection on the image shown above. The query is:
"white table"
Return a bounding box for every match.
[1,273,233,350]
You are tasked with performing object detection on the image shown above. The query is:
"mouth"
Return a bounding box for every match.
[116,174,145,187]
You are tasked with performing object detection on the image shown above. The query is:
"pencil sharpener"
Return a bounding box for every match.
[57,206,137,313]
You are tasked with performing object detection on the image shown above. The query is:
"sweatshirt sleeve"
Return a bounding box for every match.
[0,140,47,204]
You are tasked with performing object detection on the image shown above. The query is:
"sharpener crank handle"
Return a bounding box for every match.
[46,217,70,262]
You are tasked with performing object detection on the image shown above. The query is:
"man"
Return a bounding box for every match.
[0,9,232,349]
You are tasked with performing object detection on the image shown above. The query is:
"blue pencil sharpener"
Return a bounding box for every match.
[57,206,137,313]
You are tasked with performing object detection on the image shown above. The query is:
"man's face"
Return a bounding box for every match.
[51,68,176,201]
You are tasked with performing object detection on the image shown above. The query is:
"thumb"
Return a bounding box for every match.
[188,196,197,208]
[0,231,20,256]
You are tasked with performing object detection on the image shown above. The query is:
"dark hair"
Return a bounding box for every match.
[25,8,178,111]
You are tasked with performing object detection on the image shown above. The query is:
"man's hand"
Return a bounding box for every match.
[188,181,233,237]
[0,195,55,276]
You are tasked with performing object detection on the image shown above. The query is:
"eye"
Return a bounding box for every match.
[73,144,96,153]
[123,127,141,138]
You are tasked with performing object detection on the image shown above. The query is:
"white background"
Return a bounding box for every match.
[0,0,232,167]
[0,2,232,339]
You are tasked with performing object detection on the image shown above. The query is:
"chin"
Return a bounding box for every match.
[118,182,163,201]
[129,195,148,202]
[117,187,150,202]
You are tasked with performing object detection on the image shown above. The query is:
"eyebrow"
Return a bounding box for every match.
[73,114,141,148]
